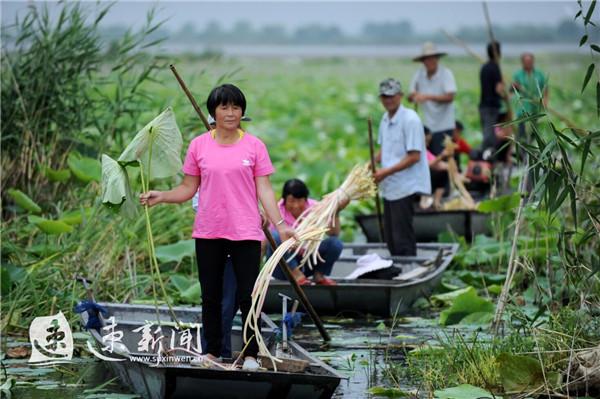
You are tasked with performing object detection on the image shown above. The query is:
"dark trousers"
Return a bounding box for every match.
[429,129,454,156]
[195,238,261,358]
[383,195,416,256]
[268,230,343,280]
[200,257,237,358]
[430,169,449,192]
[479,105,500,150]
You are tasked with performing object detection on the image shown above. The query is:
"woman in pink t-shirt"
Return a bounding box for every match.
[140,84,294,371]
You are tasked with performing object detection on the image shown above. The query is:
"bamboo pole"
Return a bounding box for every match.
[367,117,385,242]
[169,64,330,342]
[169,65,212,131]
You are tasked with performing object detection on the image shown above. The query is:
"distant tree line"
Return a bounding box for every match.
[98,18,597,45]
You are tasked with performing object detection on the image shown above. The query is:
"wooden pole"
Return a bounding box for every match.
[482,2,513,120]
[263,228,331,342]
[169,64,212,131]
[367,117,385,242]
[169,64,330,342]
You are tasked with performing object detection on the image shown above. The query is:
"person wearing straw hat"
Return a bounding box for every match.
[408,42,457,156]
[374,78,431,256]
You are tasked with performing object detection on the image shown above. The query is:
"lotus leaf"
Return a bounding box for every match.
[28,216,74,234]
[118,107,183,180]
[477,192,520,213]
[439,288,494,326]
[434,384,496,399]
[67,152,101,183]
[101,154,137,218]
[7,189,41,213]
[497,352,560,393]
[155,240,195,263]
[44,167,71,182]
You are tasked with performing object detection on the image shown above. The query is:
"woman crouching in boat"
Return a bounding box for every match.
[140,83,295,370]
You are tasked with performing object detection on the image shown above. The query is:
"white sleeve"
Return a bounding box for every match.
[377,115,384,145]
[404,116,425,152]
[444,68,457,93]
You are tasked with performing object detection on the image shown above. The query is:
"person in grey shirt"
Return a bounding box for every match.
[374,78,431,256]
[408,42,457,155]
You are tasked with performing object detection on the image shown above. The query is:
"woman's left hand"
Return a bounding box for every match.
[277,223,298,242]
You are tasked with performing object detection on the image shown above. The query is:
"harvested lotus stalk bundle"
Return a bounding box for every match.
[443,137,476,210]
[292,163,378,268]
[243,163,376,369]
[243,228,329,370]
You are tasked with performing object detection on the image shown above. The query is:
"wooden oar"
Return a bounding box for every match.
[367,117,385,242]
[169,64,330,342]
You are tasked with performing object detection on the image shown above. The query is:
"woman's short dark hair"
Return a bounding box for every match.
[282,179,309,202]
[206,84,247,118]
[455,120,464,131]
[423,125,431,135]
[486,41,501,60]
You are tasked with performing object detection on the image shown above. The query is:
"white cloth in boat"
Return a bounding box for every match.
[345,253,393,279]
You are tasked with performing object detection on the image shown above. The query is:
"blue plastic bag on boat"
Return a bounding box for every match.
[74,300,108,331]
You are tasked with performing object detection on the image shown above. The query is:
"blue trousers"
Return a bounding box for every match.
[267,230,343,280]
[200,257,237,358]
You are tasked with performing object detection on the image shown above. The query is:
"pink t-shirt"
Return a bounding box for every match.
[275,198,317,228]
[182,131,274,241]
[426,150,436,164]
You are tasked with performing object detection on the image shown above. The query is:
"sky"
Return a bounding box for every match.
[1,1,583,35]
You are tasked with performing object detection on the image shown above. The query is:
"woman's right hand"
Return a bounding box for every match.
[139,191,163,207]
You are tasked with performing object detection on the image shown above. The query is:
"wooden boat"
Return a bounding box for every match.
[355,211,490,243]
[79,302,343,399]
[263,242,458,317]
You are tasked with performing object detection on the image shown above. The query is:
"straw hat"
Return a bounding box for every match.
[413,42,447,62]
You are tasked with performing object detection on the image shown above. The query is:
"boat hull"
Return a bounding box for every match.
[356,212,490,243]
[80,303,342,399]
[263,243,458,317]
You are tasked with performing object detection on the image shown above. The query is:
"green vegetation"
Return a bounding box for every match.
[1,1,599,398]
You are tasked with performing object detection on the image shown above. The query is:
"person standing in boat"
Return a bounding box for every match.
[191,114,252,359]
[266,178,349,286]
[374,78,431,256]
[408,42,457,156]
[140,83,295,371]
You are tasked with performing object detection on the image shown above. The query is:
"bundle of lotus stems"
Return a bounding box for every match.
[443,137,477,210]
[242,228,328,370]
[292,163,378,268]
[243,163,377,369]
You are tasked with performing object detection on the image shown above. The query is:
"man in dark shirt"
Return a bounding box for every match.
[479,41,505,151]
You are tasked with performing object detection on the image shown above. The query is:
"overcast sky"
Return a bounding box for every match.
[1,1,584,34]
